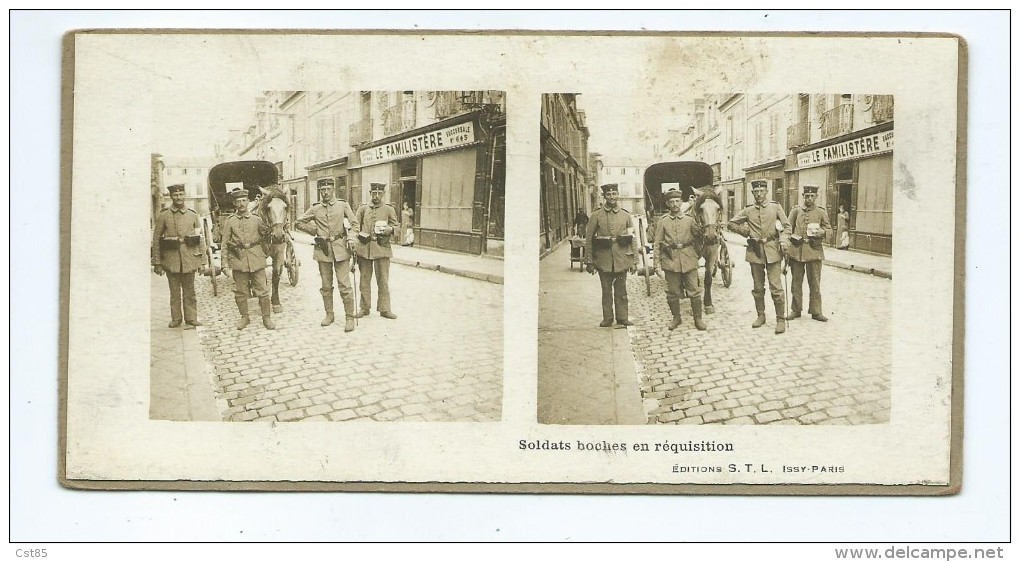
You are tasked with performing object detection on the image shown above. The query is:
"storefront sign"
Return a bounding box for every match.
[796,131,894,169]
[360,122,476,166]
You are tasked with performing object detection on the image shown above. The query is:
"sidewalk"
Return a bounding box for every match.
[537,240,646,425]
[149,274,222,421]
[292,231,503,284]
[722,231,891,278]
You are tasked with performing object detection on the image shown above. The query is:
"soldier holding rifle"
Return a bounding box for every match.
[728,180,791,335]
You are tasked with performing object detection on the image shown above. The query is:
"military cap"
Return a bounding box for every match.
[802,184,820,195]
[317,178,335,188]
[167,183,186,194]
[369,182,386,192]
[664,187,684,201]
[229,187,248,201]
[600,183,619,193]
[750,180,768,190]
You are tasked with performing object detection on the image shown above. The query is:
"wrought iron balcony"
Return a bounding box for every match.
[787,121,810,149]
[382,100,417,136]
[349,118,372,147]
[820,103,854,139]
[872,95,894,123]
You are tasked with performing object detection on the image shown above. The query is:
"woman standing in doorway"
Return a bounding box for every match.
[400,201,415,246]
[836,204,850,250]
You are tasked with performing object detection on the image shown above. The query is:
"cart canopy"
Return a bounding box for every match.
[642,161,714,215]
[208,160,279,215]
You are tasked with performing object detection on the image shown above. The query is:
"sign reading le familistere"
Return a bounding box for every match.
[360,122,476,166]
[796,130,894,169]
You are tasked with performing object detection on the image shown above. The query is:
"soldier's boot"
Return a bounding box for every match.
[667,300,682,331]
[774,299,786,335]
[691,298,707,331]
[259,297,276,330]
[344,316,356,332]
[320,295,335,327]
[751,294,767,329]
[235,297,250,330]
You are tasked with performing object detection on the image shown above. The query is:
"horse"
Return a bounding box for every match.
[691,189,725,314]
[254,186,291,314]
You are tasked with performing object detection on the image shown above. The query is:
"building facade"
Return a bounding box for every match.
[600,160,646,216]
[161,156,214,217]
[540,94,590,251]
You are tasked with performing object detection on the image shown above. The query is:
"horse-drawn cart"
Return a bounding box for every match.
[643,161,734,304]
[207,161,300,301]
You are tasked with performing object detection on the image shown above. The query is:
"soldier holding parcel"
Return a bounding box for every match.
[654,187,707,331]
[728,180,791,334]
[354,183,401,320]
[295,178,360,332]
[584,183,638,328]
[151,183,205,329]
[221,188,275,330]
[786,184,831,322]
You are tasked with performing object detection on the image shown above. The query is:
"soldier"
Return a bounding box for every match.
[653,187,707,331]
[221,188,275,330]
[787,184,832,322]
[354,182,400,320]
[728,180,792,334]
[584,183,638,328]
[295,178,360,332]
[151,183,205,329]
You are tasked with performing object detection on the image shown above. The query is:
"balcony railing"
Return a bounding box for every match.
[787,121,810,149]
[382,100,417,136]
[820,103,854,139]
[349,118,372,147]
[872,95,894,123]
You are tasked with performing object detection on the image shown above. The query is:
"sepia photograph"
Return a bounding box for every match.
[150,90,507,423]
[538,92,892,426]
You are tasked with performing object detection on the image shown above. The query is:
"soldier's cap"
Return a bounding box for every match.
[369,182,386,192]
[802,184,820,195]
[317,178,335,188]
[167,183,186,194]
[663,187,684,201]
[600,183,619,193]
[750,180,768,190]
[229,187,248,200]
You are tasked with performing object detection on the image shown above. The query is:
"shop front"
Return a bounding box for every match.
[347,110,504,256]
[790,126,894,255]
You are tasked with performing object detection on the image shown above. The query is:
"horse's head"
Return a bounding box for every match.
[693,190,723,245]
[258,186,289,242]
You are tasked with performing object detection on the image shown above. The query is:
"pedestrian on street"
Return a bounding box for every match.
[836,204,850,250]
[221,187,275,330]
[294,178,360,332]
[654,187,707,331]
[151,183,205,329]
[727,180,792,334]
[354,182,400,320]
[584,183,638,328]
[572,208,589,237]
[787,184,831,322]
[400,201,415,246]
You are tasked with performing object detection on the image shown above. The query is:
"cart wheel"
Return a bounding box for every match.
[286,244,299,286]
[719,244,733,288]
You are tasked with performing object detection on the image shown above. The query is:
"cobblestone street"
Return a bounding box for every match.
[538,236,891,425]
[154,241,503,422]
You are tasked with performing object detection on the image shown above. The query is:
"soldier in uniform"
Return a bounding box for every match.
[728,180,792,334]
[584,183,638,328]
[787,184,831,322]
[151,183,205,329]
[354,182,400,320]
[295,178,360,332]
[220,188,275,330]
[654,187,707,331]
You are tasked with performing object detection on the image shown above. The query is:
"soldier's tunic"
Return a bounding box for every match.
[653,211,702,304]
[584,205,637,323]
[728,201,791,302]
[787,204,831,315]
[295,198,360,313]
[151,205,205,323]
[221,210,270,299]
[354,202,400,314]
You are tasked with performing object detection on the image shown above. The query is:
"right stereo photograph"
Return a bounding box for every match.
[537,92,893,426]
